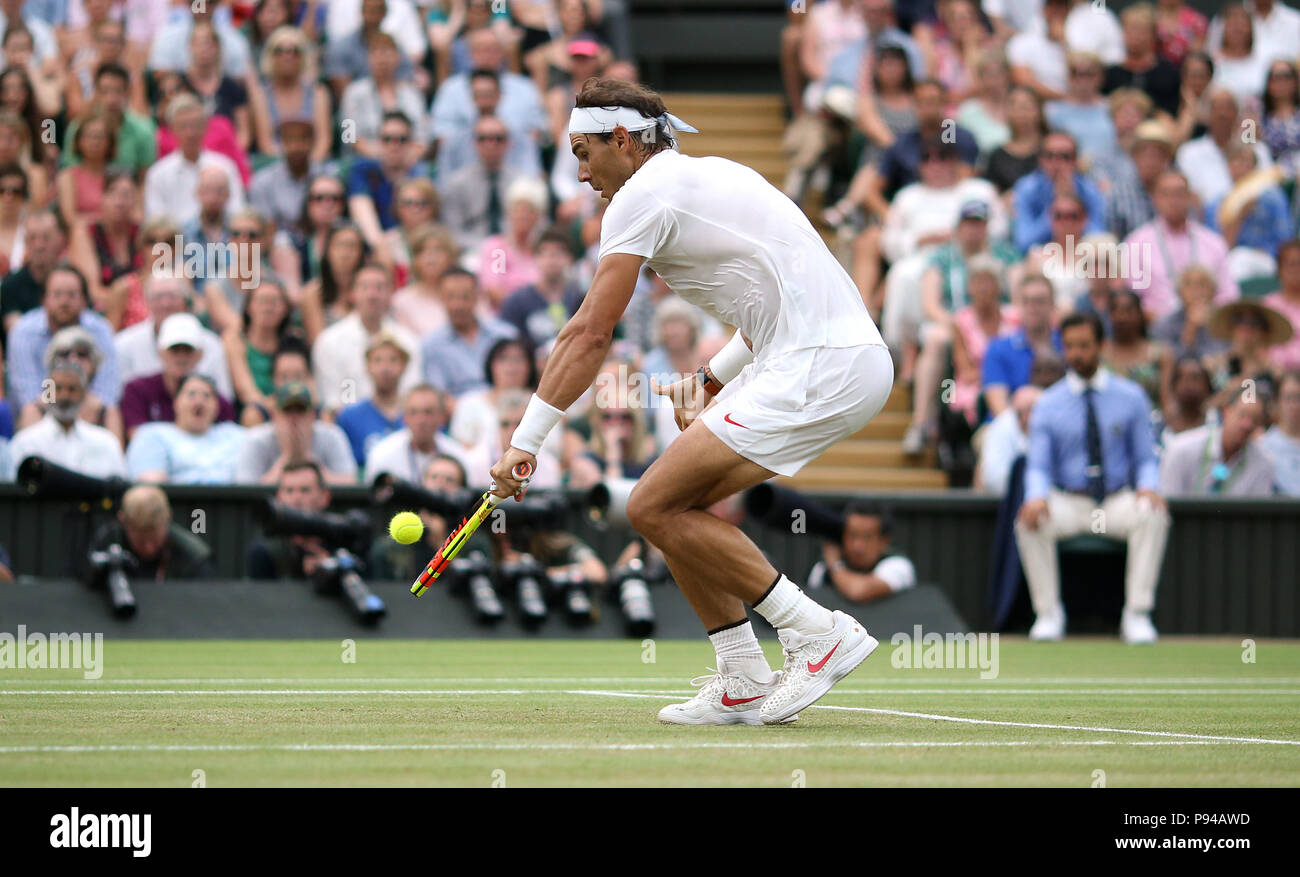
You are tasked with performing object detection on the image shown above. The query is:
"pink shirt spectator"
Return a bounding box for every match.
[391,285,449,338]
[157,114,252,187]
[1123,218,1240,319]
[1156,7,1208,66]
[476,235,539,313]
[953,304,1020,423]
[1263,292,1300,371]
[802,0,867,81]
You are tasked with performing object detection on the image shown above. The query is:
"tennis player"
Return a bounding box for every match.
[490,78,894,725]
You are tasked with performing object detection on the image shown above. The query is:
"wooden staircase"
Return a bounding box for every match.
[659,93,947,492]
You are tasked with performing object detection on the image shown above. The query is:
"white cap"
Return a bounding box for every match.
[157,312,205,351]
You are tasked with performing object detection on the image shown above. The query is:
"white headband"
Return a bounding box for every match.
[568,106,699,138]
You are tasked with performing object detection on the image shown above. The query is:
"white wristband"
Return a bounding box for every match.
[511,394,564,456]
[708,331,754,385]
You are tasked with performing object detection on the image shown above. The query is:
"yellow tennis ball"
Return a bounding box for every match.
[388,511,424,545]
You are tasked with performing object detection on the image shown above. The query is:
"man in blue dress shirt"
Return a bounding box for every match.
[1014,311,1170,644]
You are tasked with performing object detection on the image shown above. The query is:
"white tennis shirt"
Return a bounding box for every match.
[597,150,883,359]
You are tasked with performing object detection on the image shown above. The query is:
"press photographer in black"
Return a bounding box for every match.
[369,454,469,581]
[246,461,336,579]
[85,484,215,581]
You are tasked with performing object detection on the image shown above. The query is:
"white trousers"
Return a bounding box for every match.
[1013,488,1170,616]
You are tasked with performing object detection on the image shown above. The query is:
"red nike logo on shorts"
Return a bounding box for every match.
[807,640,841,674]
[724,412,748,429]
[721,692,764,706]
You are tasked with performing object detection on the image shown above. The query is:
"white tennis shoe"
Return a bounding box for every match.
[760,610,878,724]
[658,668,797,726]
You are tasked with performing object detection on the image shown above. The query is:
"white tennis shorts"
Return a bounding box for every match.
[700,343,894,477]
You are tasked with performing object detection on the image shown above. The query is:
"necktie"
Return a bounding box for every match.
[1084,386,1107,504]
[486,171,502,235]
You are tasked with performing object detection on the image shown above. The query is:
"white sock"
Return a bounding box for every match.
[753,574,835,636]
[708,620,774,683]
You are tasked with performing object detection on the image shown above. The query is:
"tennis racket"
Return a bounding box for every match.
[409,461,532,597]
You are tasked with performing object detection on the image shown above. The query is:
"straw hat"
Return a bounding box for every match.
[1208,299,1294,346]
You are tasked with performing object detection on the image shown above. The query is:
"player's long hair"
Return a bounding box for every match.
[574,77,675,155]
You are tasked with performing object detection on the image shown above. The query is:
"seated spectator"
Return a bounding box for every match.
[805,502,916,602]
[497,229,584,349]
[391,224,456,338]
[1015,311,1169,644]
[982,86,1046,194]
[1124,170,1239,320]
[1204,300,1290,407]
[582,386,658,482]
[977,385,1041,494]
[249,26,331,164]
[1205,145,1293,280]
[126,374,246,483]
[364,384,464,484]
[84,484,214,581]
[1023,196,1097,311]
[336,332,409,467]
[1160,353,1215,442]
[1160,385,1274,495]
[1103,118,1174,242]
[1070,235,1128,338]
[115,273,233,399]
[1209,2,1270,107]
[368,453,468,581]
[1007,0,1070,100]
[981,274,1062,419]
[182,20,252,152]
[1262,59,1300,177]
[223,279,299,427]
[450,336,538,448]
[1,210,66,335]
[273,173,349,290]
[312,262,422,414]
[339,31,428,160]
[421,267,517,398]
[62,63,156,176]
[16,323,123,442]
[249,120,322,241]
[460,387,565,490]
[432,67,543,187]
[68,167,145,329]
[1261,370,1300,496]
[383,179,440,288]
[440,114,528,256]
[245,460,337,580]
[143,94,245,228]
[7,354,124,478]
[346,111,430,255]
[1102,3,1182,117]
[1045,52,1116,163]
[299,221,368,343]
[1154,0,1208,67]
[0,162,26,278]
[121,313,238,440]
[180,166,234,289]
[1102,290,1172,411]
[1175,89,1273,208]
[1151,265,1230,360]
[0,108,46,207]
[323,0,420,97]
[955,49,1013,160]
[1173,49,1215,143]
[1011,130,1106,253]
[1264,241,1300,372]
[235,380,357,484]
[55,107,114,229]
[147,0,253,79]
[154,73,251,188]
[1085,88,1155,198]
[7,263,118,409]
[947,256,1021,430]
[201,208,274,335]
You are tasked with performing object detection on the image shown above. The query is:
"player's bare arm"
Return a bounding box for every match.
[489,252,644,496]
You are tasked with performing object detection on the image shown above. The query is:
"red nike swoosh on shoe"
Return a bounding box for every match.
[807,640,841,674]
[721,692,764,706]
[723,413,749,429]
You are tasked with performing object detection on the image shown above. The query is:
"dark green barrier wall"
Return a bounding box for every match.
[0,487,1295,636]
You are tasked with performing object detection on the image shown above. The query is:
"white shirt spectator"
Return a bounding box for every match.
[1207,2,1300,67]
[7,414,126,480]
[143,150,245,227]
[806,555,917,592]
[978,407,1030,495]
[0,10,58,65]
[881,178,1006,265]
[982,0,1042,33]
[115,318,233,399]
[363,427,468,485]
[448,388,564,460]
[1260,425,1300,496]
[146,11,252,78]
[1006,29,1068,96]
[310,314,423,411]
[1211,51,1272,105]
[325,0,427,61]
[1064,3,1124,65]
[1175,135,1273,207]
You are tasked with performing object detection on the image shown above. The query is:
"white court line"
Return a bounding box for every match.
[0,740,1277,755]
[1,676,1297,685]
[5,686,1298,696]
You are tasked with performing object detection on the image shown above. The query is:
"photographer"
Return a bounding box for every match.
[85,485,215,582]
[807,502,916,603]
[245,460,336,579]
[369,454,469,581]
[498,525,607,624]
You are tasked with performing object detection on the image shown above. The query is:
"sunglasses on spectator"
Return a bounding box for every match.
[57,345,94,357]
[1052,210,1083,221]
[476,133,507,143]
[310,192,344,203]
[273,45,303,56]
[400,198,431,209]
[381,134,410,144]
[1269,68,1297,78]
[1043,150,1076,161]
[601,412,633,422]
[0,184,24,196]
[230,228,260,239]
[498,418,522,428]
[1069,67,1099,77]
